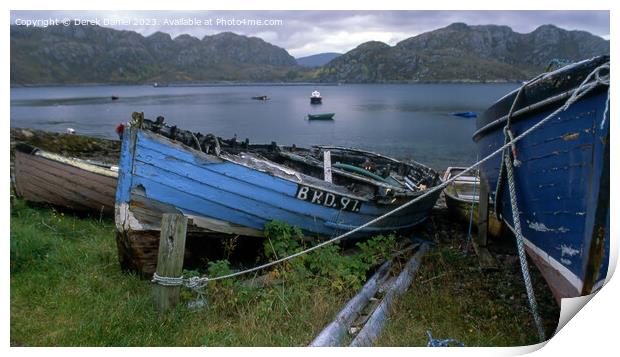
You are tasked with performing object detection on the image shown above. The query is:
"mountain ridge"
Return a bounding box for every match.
[10,22,609,85]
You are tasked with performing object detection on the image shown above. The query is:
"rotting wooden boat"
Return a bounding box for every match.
[442,167,502,237]
[308,113,335,120]
[473,55,610,302]
[13,143,118,215]
[115,112,441,275]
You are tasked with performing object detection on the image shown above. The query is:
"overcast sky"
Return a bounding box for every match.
[10,10,610,57]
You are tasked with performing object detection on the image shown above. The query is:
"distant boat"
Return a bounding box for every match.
[310,90,322,104]
[252,95,269,101]
[442,166,502,237]
[13,143,118,215]
[153,82,169,88]
[473,55,610,302]
[114,113,441,275]
[111,96,119,100]
[308,113,335,120]
[452,111,477,118]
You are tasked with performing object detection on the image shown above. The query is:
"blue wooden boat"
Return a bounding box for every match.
[115,113,441,275]
[473,56,609,302]
[452,111,477,118]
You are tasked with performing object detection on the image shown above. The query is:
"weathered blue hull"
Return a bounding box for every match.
[115,122,440,274]
[473,56,610,301]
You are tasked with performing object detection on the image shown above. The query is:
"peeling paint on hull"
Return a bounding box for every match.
[474,56,610,301]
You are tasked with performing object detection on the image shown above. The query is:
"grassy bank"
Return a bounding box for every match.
[10,200,559,346]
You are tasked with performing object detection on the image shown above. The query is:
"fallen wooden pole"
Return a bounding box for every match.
[153,213,188,313]
[349,243,429,347]
[309,260,393,346]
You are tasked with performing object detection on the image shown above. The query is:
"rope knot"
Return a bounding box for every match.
[151,272,184,286]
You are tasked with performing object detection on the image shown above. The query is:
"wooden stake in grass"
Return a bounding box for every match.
[153,213,188,313]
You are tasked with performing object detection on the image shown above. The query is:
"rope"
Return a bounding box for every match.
[151,272,184,286]
[150,63,609,294]
[426,330,464,347]
[503,150,546,342]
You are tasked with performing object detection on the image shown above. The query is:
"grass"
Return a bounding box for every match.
[376,213,560,346]
[10,200,559,346]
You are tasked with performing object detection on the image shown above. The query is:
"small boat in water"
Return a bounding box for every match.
[452,111,477,118]
[111,96,119,100]
[153,82,169,88]
[115,112,441,275]
[14,143,118,215]
[308,113,335,120]
[310,90,322,104]
[252,95,269,101]
[442,167,502,237]
[473,55,610,301]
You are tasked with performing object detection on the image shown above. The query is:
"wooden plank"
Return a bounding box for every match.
[153,214,188,313]
[475,178,490,248]
[473,178,497,269]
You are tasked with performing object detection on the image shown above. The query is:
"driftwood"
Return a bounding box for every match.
[349,244,429,347]
[309,261,393,347]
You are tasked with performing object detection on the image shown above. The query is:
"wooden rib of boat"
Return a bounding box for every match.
[473,55,610,302]
[115,112,441,275]
[442,167,502,237]
[308,113,335,120]
[13,143,118,215]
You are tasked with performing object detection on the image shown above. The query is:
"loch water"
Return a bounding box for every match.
[10,83,519,169]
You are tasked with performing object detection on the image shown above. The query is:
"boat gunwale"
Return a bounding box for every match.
[472,81,608,142]
[136,127,438,202]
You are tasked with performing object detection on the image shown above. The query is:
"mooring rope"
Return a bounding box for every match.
[503,149,546,342]
[153,63,609,299]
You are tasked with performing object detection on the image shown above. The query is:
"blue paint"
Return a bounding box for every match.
[117,124,440,239]
[474,59,609,298]
[451,111,477,118]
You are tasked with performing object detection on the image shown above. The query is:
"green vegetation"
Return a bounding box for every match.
[10,201,558,346]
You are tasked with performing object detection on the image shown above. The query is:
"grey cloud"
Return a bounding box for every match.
[10,10,609,57]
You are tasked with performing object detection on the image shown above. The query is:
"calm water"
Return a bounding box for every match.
[10,83,519,170]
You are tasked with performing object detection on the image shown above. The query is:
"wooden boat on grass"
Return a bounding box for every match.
[13,143,118,215]
[473,55,610,301]
[115,112,441,275]
[442,167,502,237]
[308,113,335,120]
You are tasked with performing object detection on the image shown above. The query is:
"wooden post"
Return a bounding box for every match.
[153,213,188,313]
[473,177,497,269]
[476,178,490,248]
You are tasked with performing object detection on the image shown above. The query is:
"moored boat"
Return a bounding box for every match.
[442,167,502,237]
[252,95,269,101]
[473,55,610,302]
[310,90,323,104]
[308,113,335,120]
[115,113,441,275]
[13,143,118,215]
[452,111,477,118]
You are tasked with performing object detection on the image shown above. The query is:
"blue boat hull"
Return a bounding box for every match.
[473,56,610,301]
[115,126,440,274]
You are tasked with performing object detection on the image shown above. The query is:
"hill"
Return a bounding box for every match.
[314,23,610,83]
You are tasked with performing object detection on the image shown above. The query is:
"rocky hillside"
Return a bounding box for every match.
[11,25,302,84]
[296,52,343,67]
[316,23,609,82]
